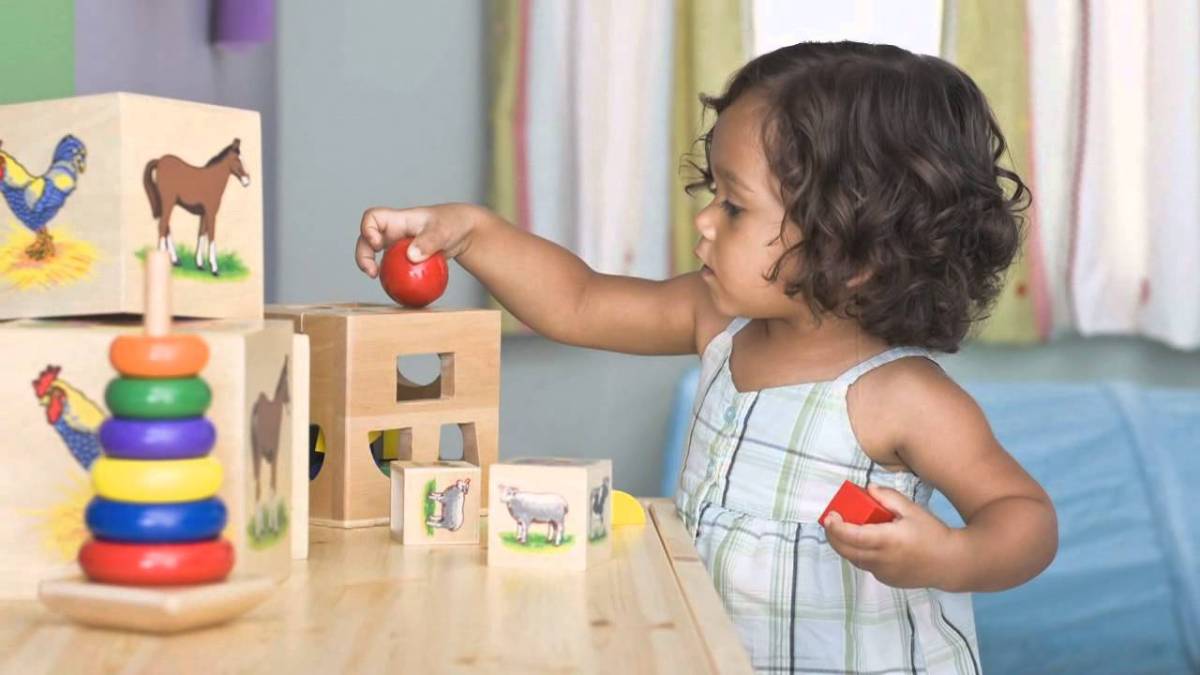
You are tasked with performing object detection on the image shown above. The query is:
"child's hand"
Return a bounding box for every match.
[355,204,480,278]
[822,484,960,589]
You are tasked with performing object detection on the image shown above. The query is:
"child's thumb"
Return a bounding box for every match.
[407,232,446,263]
[407,241,426,263]
[867,484,911,517]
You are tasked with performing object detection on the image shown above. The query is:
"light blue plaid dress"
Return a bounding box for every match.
[675,318,981,674]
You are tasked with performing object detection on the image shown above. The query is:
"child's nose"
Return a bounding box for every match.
[693,203,718,241]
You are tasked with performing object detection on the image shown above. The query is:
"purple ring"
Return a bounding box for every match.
[99,417,216,459]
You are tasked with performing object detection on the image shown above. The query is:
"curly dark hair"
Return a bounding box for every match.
[687,41,1029,352]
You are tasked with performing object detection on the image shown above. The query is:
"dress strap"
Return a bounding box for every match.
[833,346,939,388]
[726,317,752,336]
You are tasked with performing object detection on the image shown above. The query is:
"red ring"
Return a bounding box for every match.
[79,538,234,586]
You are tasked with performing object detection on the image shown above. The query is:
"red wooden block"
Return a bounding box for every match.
[820,480,894,526]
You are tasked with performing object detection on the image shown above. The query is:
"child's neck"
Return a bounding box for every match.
[731,314,891,389]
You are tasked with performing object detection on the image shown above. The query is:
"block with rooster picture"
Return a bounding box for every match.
[0,92,262,320]
[0,317,308,598]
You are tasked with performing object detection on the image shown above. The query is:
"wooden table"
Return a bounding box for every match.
[0,500,752,674]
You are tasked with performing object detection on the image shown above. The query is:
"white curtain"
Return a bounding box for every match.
[1069,0,1200,349]
[514,0,673,280]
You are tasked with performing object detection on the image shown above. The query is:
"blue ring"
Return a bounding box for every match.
[99,417,216,459]
[85,496,227,543]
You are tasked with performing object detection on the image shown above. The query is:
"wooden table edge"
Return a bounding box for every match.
[644,499,754,675]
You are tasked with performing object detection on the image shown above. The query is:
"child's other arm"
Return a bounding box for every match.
[356,204,721,355]
[826,361,1058,592]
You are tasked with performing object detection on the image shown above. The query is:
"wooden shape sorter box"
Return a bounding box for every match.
[0,318,307,599]
[488,458,612,572]
[0,92,263,320]
[266,304,500,529]
[390,460,481,546]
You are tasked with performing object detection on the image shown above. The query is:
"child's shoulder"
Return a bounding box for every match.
[848,350,986,468]
[853,351,979,420]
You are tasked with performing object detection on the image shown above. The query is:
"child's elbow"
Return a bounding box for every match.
[1027,494,1059,582]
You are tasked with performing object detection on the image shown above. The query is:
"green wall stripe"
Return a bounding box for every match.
[0,0,75,104]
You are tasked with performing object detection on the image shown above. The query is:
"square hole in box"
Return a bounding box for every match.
[365,423,477,474]
[396,353,455,401]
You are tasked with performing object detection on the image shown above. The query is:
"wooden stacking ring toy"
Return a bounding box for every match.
[105,376,212,419]
[92,456,222,503]
[78,539,235,586]
[38,251,270,635]
[85,497,227,543]
[110,334,209,378]
[99,417,216,459]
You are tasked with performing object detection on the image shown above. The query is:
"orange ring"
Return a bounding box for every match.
[110,334,209,378]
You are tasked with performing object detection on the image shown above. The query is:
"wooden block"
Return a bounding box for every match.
[487,458,612,572]
[819,480,894,526]
[389,460,480,546]
[0,318,304,598]
[0,93,263,320]
[290,333,311,559]
[38,575,273,634]
[266,303,501,529]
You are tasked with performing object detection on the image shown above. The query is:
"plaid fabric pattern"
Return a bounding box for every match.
[675,318,981,674]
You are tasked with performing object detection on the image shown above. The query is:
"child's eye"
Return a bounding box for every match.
[720,200,743,218]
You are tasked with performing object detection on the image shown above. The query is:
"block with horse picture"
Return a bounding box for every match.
[0,92,263,320]
[0,317,306,598]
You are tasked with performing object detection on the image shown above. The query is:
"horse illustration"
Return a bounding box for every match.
[251,357,290,503]
[143,138,250,276]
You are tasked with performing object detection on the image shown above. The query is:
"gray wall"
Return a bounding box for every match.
[274,0,487,308]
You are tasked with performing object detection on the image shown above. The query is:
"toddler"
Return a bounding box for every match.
[355,41,1057,674]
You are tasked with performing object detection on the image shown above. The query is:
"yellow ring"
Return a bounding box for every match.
[92,456,223,503]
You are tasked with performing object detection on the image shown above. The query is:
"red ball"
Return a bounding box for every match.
[79,538,235,586]
[379,238,449,308]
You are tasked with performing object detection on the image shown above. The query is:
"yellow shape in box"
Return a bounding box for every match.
[611,490,646,527]
[92,456,222,503]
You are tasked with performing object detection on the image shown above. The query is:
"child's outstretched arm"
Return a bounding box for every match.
[355,204,720,355]
[824,362,1059,593]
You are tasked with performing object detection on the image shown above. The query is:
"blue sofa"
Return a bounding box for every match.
[661,370,1200,674]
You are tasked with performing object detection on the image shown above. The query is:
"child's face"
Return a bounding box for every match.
[694,93,802,319]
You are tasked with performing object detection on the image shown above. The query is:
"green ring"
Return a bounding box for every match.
[105,377,212,419]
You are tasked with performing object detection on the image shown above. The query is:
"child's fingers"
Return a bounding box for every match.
[360,207,429,248]
[825,529,878,567]
[354,234,380,277]
[357,207,432,276]
[823,514,885,550]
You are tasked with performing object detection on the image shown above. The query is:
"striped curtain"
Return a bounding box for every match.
[488,0,745,332]
[949,0,1200,349]
[1069,0,1200,349]
[669,1,748,275]
[491,1,1200,349]
[942,0,1050,344]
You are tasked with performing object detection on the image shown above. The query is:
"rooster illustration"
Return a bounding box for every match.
[33,365,104,470]
[0,136,87,260]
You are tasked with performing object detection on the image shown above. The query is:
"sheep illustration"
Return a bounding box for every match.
[427,478,471,532]
[499,485,569,546]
